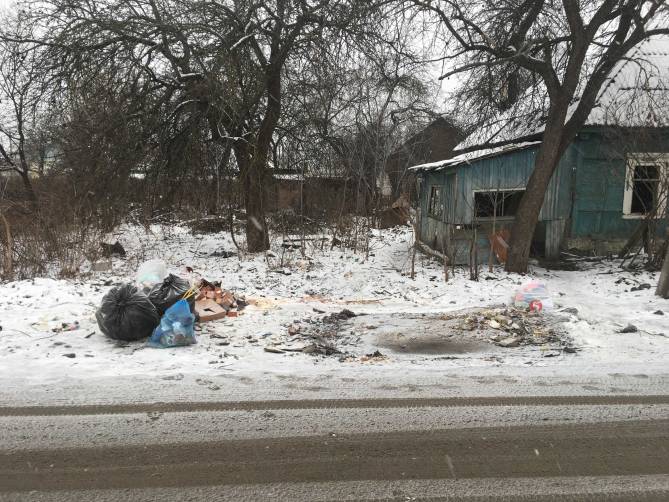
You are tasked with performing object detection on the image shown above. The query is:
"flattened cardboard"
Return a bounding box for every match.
[195,299,227,322]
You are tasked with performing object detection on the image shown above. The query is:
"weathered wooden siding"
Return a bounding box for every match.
[570,129,669,240]
[450,146,573,223]
[418,144,574,262]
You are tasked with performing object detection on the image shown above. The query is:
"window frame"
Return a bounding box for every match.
[622,153,669,219]
[472,188,526,220]
[428,185,443,219]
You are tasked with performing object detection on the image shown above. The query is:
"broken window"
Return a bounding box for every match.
[428,186,442,218]
[474,190,525,218]
[630,165,659,215]
[623,155,669,218]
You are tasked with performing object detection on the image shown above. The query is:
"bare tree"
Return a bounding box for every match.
[408,0,669,273]
[0,11,49,206]
[25,0,381,252]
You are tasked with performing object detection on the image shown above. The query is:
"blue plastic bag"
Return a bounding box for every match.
[148,299,197,348]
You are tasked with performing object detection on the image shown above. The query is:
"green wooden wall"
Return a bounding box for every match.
[570,128,669,239]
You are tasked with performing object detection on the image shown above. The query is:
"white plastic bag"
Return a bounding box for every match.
[136,259,167,291]
[513,280,553,311]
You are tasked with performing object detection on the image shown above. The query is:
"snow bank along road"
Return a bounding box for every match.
[2,395,669,501]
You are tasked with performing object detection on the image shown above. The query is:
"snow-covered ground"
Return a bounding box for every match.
[0,222,667,405]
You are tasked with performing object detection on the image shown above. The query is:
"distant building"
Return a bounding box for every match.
[384,117,464,201]
[267,170,354,217]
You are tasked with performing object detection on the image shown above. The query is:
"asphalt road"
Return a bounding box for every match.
[2,396,669,501]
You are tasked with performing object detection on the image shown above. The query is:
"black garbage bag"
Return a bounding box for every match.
[96,284,160,341]
[148,274,194,316]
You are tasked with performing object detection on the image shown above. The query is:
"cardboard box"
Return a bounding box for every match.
[195,299,227,322]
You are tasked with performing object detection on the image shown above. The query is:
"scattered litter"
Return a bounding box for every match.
[361,350,386,362]
[630,283,652,291]
[96,284,160,341]
[148,299,196,348]
[323,309,357,322]
[209,249,235,258]
[264,347,285,354]
[497,336,521,348]
[302,343,341,356]
[52,321,80,333]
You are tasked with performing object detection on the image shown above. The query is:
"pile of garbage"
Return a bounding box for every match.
[442,280,575,351]
[456,307,567,348]
[95,259,245,348]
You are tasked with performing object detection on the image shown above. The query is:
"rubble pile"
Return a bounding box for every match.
[194,279,247,321]
[454,307,575,350]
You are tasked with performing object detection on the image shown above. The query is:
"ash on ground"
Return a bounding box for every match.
[281,306,577,361]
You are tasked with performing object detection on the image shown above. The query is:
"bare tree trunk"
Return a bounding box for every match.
[235,142,270,253]
[241,60,283,253]
[506,122,565,273]
[244,159,270,252]
[656,230,669,299]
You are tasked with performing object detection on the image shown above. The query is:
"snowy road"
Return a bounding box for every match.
[2,394,669,501]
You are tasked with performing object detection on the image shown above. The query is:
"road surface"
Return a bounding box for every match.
[2,395,669,501]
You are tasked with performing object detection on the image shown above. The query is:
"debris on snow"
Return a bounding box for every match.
[0,222,668,385]
[497,336,521,348]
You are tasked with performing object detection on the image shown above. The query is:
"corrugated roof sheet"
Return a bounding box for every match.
[410,141,541,171]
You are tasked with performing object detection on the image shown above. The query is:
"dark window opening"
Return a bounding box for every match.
[428,186,442,218]
[630,164,659,214]
[474,190,525,218]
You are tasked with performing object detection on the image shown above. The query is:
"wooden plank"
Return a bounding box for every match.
[489,229,511,263]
